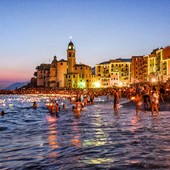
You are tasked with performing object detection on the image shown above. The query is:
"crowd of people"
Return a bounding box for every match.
[42,80,170,118]
[1,80,170,117]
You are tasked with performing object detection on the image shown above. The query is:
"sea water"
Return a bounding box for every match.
[0,94,170,169]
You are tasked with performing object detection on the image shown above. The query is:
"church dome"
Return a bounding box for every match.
[68,41,75,50]
[51,56,57,68]
[52,56,57,64]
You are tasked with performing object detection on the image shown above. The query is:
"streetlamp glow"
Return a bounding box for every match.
[94,82,100,88]
[78,81,85,88]
[151,78,156,83]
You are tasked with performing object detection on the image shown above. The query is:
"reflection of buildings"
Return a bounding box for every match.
[33,41,170,88]
[47,122,59,149]
[71,121,82,148]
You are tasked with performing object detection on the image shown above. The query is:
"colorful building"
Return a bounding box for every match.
[34,41,170,88]
[162,46,170,82]
[64,41,92,88]
[95,58,131,87]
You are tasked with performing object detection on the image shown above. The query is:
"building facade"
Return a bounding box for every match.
[36,64,50,87]
[64,41,92,88]
[34,41,170,88]
[95,59,131,87]
[130,47,170,84]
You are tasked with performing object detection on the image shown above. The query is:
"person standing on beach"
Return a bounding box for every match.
[113,89,119,114]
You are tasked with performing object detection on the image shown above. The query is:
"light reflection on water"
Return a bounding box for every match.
[0,94,170,169]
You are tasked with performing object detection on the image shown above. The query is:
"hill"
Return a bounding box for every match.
[4,81,29,90]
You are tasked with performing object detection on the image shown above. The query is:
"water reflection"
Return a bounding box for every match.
[46,115,60,159]
[0,94,170,169]
[71,121,82,148]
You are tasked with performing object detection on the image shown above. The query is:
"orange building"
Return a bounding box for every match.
[162,46,170,81]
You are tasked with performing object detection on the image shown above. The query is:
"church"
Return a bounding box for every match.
[35,40,93,88]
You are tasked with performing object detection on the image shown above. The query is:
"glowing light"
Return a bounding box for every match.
[131,96,135,100]
[78,81,85,88]
[94,81,100,88]
[119,82,123,86]
[9,104,13,107]
[151,78,156,83]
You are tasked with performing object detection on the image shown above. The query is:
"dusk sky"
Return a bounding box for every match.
[0,0,170,88]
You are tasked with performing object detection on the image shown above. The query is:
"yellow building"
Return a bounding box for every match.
[49,56,68,88]
[34,41,170,88]
[95,59,131,87]
[131,47,170,84]
[64,40,92,88]
[148,48,164,83]
[95,62,110,88]
[143,55,149,82]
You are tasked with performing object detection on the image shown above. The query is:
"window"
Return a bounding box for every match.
[60,63,63,65]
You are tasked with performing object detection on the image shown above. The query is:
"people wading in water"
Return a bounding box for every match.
[113,89,119,114]
[151,87,160,116]
[135,92,146,116]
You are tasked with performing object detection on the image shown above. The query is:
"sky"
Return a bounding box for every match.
[0,0,170,88]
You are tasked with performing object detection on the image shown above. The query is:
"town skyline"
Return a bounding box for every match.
[1,0,170,88]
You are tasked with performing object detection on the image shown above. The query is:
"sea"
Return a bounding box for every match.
[0,94,170,170]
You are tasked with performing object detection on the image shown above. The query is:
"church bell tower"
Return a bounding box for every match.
[67,39,76,73]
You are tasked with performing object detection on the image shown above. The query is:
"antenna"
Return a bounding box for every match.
[70,36,72,41]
